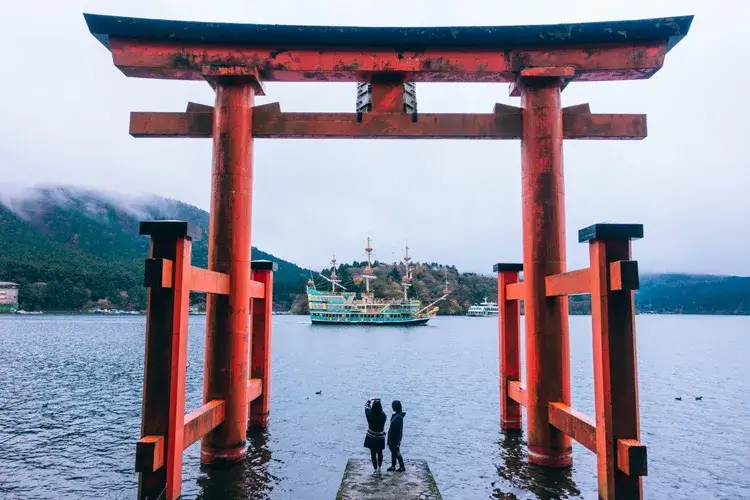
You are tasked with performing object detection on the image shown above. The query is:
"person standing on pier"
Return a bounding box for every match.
[364,398,387,476]
[386,400,406,472]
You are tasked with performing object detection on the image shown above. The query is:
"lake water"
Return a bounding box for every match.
[0,314,748,499]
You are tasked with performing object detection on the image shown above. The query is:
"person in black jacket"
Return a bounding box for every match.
[364,398,386,476]
[386,400,406,472]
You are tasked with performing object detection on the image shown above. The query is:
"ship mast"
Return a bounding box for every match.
[329,253,341,292]
[362,237,376,296]
[402,243,412,301]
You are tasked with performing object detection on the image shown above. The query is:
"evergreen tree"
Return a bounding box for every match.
[388,266,401,283]
[337,265,353,289]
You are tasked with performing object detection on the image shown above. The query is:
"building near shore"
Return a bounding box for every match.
[0,282,19,313]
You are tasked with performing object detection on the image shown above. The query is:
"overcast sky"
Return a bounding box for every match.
[1,0,747,275]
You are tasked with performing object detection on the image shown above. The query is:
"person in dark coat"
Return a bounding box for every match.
[364,398,386,475]
[386,400,406,471]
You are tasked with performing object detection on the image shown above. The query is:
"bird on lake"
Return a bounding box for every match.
[675,397,682,401]
[315,390,322,395]
[695,396,703,401]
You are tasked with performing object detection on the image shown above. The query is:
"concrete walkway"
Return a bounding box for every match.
[336,458,442,500]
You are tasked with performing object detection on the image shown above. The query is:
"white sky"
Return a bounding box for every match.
[1,0,747,275]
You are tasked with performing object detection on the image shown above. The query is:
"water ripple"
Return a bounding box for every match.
[0,314,748,499]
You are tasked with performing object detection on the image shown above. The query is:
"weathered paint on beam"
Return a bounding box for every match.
[617,439,648,477]
[131,113,212,138]
[548,402,597,453]
[507,381,527,406]
[247,378,262,403]
[108,38,669,83]
[609,260,640,291]
[189,267,230,295]
[336,459,442,500]
[135,436,165,473]
[130,110,647,140]
[135,399,229,474]
[183,400,226,451]
[505,282,526,300]
[545,268,591,297]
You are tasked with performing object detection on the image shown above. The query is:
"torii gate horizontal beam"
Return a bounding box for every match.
[129,103,646,140]
[84,14,692,84]
[109,39,669,83]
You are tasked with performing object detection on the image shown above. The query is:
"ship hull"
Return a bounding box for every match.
[310,316,430,326]
[306,286,439,327]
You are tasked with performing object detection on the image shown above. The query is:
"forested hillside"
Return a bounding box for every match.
[1,186,748,315]
[0,186,307,311]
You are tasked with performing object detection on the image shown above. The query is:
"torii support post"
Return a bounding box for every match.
[249,260,276,428]
[137,221,192,500]
[135,220,272,499]
[582,223,646,499]
[495,223,646,499]
[201,68,263,464]
[494,263,524,431]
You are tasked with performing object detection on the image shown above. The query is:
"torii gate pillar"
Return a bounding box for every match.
[201,69,264,464]
[518,75,572,466]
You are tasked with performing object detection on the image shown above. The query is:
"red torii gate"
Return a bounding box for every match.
[84,12,692,500]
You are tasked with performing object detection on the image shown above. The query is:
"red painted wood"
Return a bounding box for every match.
[138,237,177,499]
[545,268,590,297]
[548,402,596,453]
[248,279,265,299]
[109,38,668,82]
[129,109,647,140]
[505,282,525,301]
[247,378,263,404]
[201,79,256,464]
[164,237,191,499]
[371,81,405,113]
[249,269,273,428]
[589,239,643,498]
[498,270,522,431]
[183,400,226,450]
[617,439,647,477]
[189,267,230,295]
[135,436,164,473]
[507,381,528,407]
[520,79,572,467]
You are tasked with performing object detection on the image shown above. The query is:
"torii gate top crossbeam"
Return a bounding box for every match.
[84,14,692,83]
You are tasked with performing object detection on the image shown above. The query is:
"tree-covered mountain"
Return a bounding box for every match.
[0,186,308,311]
[1,186,748,315]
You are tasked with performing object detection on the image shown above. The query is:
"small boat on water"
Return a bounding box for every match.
[467,298,499,317]
[307,239,449,326]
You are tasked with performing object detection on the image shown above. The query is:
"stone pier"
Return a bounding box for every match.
[336,459,442,500]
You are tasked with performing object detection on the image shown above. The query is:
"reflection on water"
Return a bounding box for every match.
[1,314,749,499]
[493,433,581,500]
[196,429,278,500]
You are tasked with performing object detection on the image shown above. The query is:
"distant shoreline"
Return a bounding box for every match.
[2,311,749,317]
